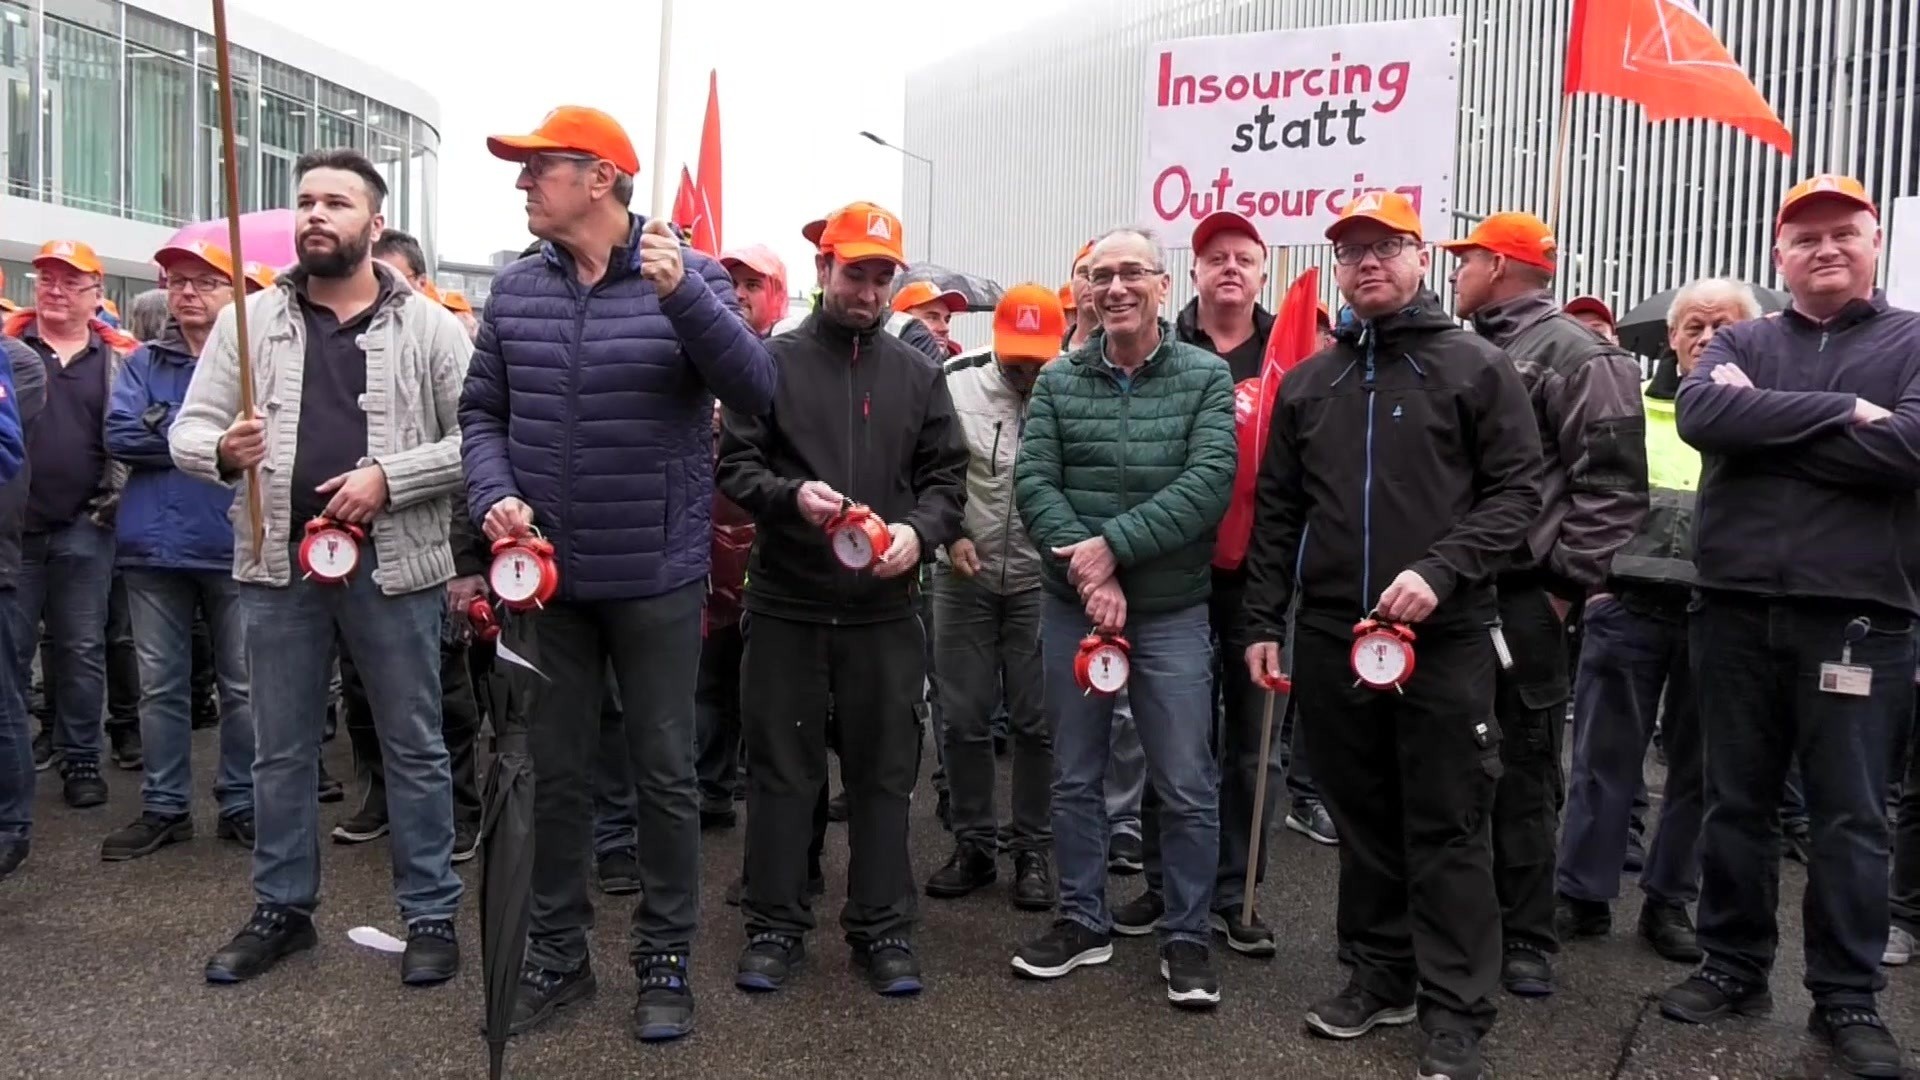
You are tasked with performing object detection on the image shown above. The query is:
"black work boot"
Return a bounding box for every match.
[924,842,996,899]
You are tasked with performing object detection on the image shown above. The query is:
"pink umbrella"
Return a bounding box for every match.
[163,208,297,273]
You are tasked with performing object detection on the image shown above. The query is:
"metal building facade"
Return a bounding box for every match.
[901,0,1919,336]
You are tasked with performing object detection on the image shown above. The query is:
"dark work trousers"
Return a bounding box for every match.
[741,612,924,946]
[524,584,706,972]
[105,574,140,735]
[1296,618,1503,1037]
[1276,693,1322,807]
[592,666,639,858]
[694,621,746,811]
[931,569,1049,854]
[1490,583,1570,955]
[1556,590,1703,906]
[341,636,482,831]
[1693,592,1915,1008]
[1888,698,1920,936]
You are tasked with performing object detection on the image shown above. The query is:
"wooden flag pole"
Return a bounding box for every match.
[1241,690,1279,927]
[209,0,263,560]
[1548,95,1575,232]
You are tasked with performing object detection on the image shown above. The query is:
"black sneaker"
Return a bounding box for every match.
[924,842,997,899]
[330,806,390,844]
[827,790,849,822]
[597,849,642,896]
[1108,832,1144,874]
[509,963,597,1035]
[109,727,143,770]
[1502,943,1554,997]
[1417,1026,1489,1080]
[1012,851,1055,912]
[205,904,318,983]
[1159,940,1221,1009]
[101,811,193,861]
[632,953,695,1041]
[401,918,459,985]
[1623,828,1648,874]
[1658,968,1772,1024]
[1111,889,1164,937]
[1209,907,1276,958]
[1809,1005,1904,1079]
[1305,982,1418,1039]
[1011,920,1113,980]
[61,760,108,809]
[1285,802,1339,846]
[32,730,57,772]
[0,840,28,881]
[216,812,256,848]
[1638,901,1703,964]
[736,932,805,992]
[317,761,344,804]
[1556,895,1612,940]
[452,820,480,864]
[852,937,923,996]
[699,801,737,830]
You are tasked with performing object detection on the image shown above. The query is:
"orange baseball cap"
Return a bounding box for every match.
[1777,174,1878,231]
[1325,191,1423,242]
[34,240,103,276]
[993,284,1068,362]
[892,281,967,315]
[154,239,235,280]
[487,106,640,176]
[243,261,278,292]
[816,203,907,266]
[1438,211,1558,271]
[1563,295,1615,326]
[801,200,886,248]
[1058,282,1077,311]
[1071,239,1096,274]
[1192,210,1263,254]
[441,290,473,316]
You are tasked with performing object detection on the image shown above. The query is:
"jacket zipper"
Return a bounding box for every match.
[1361,334,1378,615]
[561,278,593,584]
[838,333,860,625]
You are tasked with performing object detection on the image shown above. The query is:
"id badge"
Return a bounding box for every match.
[1818,662,1872,697]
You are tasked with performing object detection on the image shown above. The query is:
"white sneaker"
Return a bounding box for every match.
[1884,926,1914,967]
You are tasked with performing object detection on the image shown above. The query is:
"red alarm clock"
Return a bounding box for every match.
[489,532,559,611]
[825,503,892,571]
[1073,633,1131,696]
[298,517,364,584]
[465,596,500,643]
[1350,618,1417,692]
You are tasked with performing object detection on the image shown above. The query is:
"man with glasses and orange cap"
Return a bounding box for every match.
[1441,212,1648,1000]
[718,200,965,998]
[1658,175,1920,1079]
[4,241,139,812]
[1240,192,1543,1080]
[892,281,968,357]
[467,105,775,1042]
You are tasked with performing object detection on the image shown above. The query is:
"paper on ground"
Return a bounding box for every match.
[347,925,407,954]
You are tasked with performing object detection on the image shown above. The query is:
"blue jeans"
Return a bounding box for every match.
[0,588,29,842]
[1046,594,1218,942]
[15,520,114,765]
[125,569,253,819]
[241,547,460,923]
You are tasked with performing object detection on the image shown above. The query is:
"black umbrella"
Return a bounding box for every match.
[480,621,541,1080]
[1616,282,1789,359]
[894,263,1005,312]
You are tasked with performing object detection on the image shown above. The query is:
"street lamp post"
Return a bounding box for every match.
[859,130,934,263]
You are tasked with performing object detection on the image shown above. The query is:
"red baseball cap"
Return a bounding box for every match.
[892,281,967,315]
[487,106,640,176]
[1563,295,1615,327]
[815,203,907,267]
[1326,191,1423,242]
[1438,212,1558,271]
[1776,174,1878,231]
[1191,210,1262,255]
[993,284,1068,361]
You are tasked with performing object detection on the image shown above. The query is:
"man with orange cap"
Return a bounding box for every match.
[1441,211,1648,1000]
[5,240,139,812]
[892,281,968,356]
[1240,192,1543,1080]
[718,200,965,999]
[1660,175,1919,1078]
[773,206,948,366]
[922,284,1063,912]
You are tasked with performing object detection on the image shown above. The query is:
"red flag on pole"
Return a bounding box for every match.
[1564,0,1792,155]
[672,167,698,229]
[669,166,719,255]
[1214,267,1321,571]
[695,69,723,250]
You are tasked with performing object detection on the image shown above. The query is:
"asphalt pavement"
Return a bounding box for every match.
[1,731,1916,1079]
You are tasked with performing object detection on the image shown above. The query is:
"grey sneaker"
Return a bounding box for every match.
[1285,802,1339,846]
[1884,926,1914,968]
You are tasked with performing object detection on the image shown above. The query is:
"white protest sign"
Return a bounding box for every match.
[1139,17,1463,248]
[1889,196,1920,311]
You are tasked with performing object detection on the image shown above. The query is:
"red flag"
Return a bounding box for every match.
[670,166,719,255]
[1215,268,1321,572]
[1565,0,1792,155]
[695,69,723,250]
[672,167,699,230]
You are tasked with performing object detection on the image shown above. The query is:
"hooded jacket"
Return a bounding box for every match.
[717,310,967,625]
[1239,290,1545,644]
[1470,291,1649,598]
[940,350,1042,593]
[0,336,47,588]
[107,321,237,572]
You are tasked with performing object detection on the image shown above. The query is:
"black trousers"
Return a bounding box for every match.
[741,612,924,945]
[1295,618,1502,1036]
[1490,583,1570,953]
[694,622,745,808]
[341,636,482,829]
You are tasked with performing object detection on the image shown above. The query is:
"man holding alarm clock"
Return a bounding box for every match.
[717,200,966,999]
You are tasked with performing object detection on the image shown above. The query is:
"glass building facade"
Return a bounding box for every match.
[2,0,439,308]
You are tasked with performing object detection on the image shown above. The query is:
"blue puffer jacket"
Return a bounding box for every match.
[106,323,235,572]
[461,214,778,602]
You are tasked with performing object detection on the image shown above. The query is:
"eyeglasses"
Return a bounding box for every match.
[166,274,233,295]
[1088,265,1164,288]
[36,277,100,296]
[519,152,598,181]
[1332,236,1417,266]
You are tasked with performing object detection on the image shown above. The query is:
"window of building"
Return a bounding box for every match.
[260,90,310,210]
[45,16,120,212]
[410,117,439,269]
[367,97,408,230]
[317,77,362,152]
[197,41,258,219]
[1,1,34,198]
[125,13,195,226]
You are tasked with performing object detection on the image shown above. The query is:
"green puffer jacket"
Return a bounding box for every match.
[1014,321,1237,614]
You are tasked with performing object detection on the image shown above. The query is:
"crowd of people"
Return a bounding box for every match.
[0,99,1916,1080]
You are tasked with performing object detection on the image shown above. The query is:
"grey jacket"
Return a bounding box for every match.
[170,262,473,595]
[1473,292,1650,597]
[940,350,1041,593]
[0,336,47,587]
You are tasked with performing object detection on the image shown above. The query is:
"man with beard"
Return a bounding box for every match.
[718,200,966,998]
[171,149,471,988]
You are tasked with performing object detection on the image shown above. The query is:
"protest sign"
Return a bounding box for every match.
[1140,17,1463,247]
